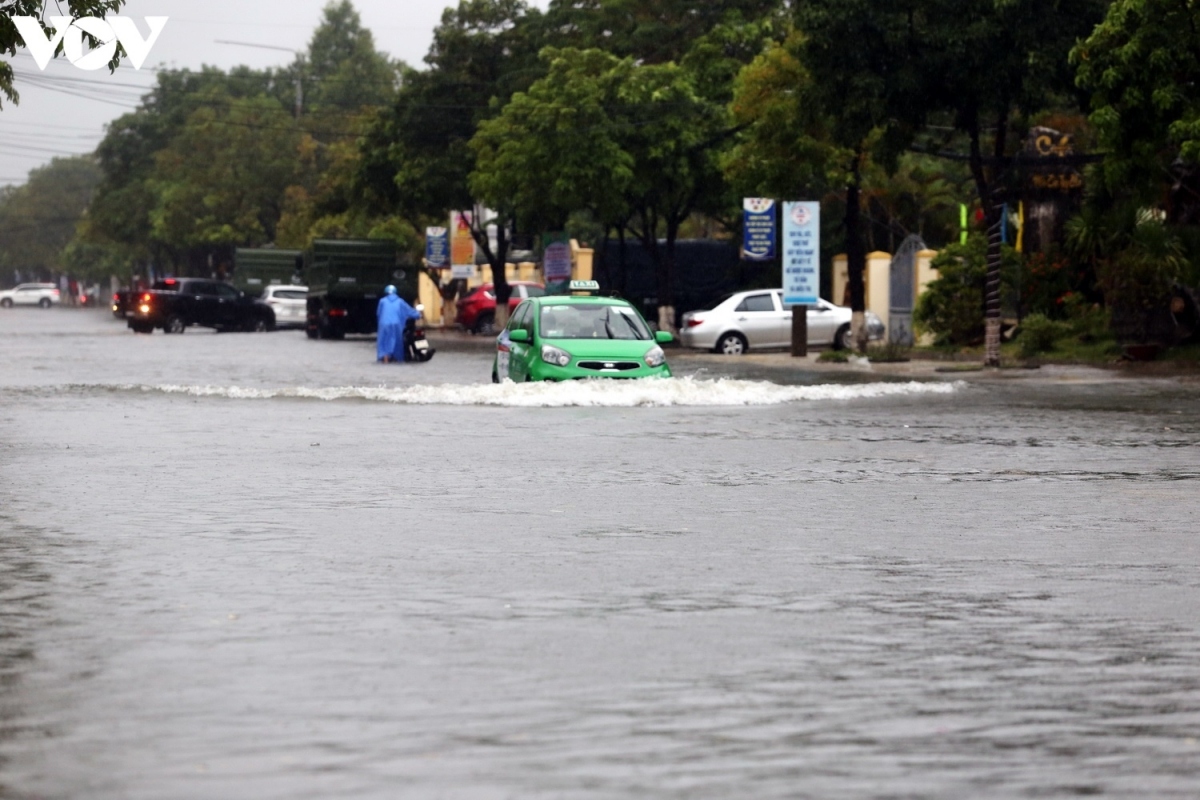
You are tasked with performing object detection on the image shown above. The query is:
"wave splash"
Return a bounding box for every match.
[123,377,960,408]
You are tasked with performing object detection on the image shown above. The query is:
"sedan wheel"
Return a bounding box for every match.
[475,312,496,335]
[833,323,855,351]
[715,332,747,355]
[0,298,11,308]
[165,315,186,334]
[39,298,51,309]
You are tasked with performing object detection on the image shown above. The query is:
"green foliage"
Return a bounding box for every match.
[1,0,127,106]
[1074,0,1200,196]
[148,93,301,249]
[865,340,911,362]
[469,48,635,231]
[723,33,839,200]
[1060,291,1111,342]
[1017,313,1070,358]
[817,350,849,363]
[0,156,101,281]
[914,235,1020,346]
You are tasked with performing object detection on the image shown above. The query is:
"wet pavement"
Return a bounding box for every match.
[2,308,1199,798]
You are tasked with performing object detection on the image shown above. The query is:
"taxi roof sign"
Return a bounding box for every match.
[569,280,600,294]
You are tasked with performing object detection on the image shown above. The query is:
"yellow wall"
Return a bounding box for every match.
[831,249,939,330]
[867,251,891,331]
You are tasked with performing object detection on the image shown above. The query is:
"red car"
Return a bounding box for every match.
[456,281,545,333]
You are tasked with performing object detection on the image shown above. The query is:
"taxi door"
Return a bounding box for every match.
[498,301,531,380]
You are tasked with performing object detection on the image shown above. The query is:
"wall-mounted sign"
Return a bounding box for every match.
[450,211,475,275]
[782,201,819,306]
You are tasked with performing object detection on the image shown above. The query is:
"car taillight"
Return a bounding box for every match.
[328,308,347,317]
[142,293,151,302]
[686,317,704,327]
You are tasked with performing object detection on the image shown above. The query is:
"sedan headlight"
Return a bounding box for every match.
[644,345,666,367]
[541,344,571,367]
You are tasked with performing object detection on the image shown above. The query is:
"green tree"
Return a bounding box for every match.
[1,0,128,106]
[1073,0,1200,219]
[906,0,1107,364]
[0,156,101,281]
[356,0,543,317]
[149,92,302,251]
[469,47,730,331]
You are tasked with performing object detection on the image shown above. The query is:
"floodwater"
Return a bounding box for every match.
[2,309,1198,799]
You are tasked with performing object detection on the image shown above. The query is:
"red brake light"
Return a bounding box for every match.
[328,308,347,318]
[686,317,704,327]
[141,293,151,302]
[164,279,177,285]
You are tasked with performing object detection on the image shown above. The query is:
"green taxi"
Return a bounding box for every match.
[492,282,673,382]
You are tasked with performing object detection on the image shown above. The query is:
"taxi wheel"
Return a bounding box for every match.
[715,332,747,355]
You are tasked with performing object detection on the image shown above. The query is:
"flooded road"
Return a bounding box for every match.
[2,309,1199,798]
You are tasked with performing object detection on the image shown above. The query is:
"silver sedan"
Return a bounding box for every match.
[679,289,885,354]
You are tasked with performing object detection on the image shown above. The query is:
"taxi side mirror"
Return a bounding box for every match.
[509,329,530,343]
[654,330,674,344]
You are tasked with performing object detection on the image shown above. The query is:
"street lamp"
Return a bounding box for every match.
[215,39,304,119]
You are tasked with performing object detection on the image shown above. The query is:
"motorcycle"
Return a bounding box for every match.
[404,304,436,362]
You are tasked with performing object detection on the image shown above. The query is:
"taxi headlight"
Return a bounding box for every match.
[644,345,666,367]
[541,344,571,367]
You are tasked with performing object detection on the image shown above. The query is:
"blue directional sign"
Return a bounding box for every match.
[425,226,449,267]
[782,202,820,305]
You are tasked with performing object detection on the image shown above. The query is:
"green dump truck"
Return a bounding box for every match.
[304,239,417,340]
[232,248,305,296]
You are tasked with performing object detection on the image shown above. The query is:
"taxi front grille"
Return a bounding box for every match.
[578,360,640,371]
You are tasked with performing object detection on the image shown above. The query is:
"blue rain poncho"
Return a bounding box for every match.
[376,290,421,361]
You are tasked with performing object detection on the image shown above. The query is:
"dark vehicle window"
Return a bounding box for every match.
[518,303,535,333]
[539,304,651,340]
[736,293,775,313]
[507,302,529,331]
[180,282,207,296]
[214,283,240,299]
[524,285,546,298]
[273,290,306,300]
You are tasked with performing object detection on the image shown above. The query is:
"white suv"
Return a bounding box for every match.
[0,283,61,309]
[261,284,308,328]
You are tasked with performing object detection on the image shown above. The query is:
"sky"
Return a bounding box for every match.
[0,0,551,188]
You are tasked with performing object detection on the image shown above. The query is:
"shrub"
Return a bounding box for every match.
[1017,313,1071,358]
[914,235,1020,346]
[866,340,911,362]
[817,350,850,363]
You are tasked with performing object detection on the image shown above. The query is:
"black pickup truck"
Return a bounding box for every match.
[127,278,276,334]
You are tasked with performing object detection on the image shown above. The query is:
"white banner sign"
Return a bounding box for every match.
[782,202,820,306]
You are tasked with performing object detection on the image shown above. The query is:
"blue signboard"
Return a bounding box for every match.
[425,226,449,267]
[742,198,776,261]
[782,202,820,305]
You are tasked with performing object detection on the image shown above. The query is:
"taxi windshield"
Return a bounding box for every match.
[539,304,652,340]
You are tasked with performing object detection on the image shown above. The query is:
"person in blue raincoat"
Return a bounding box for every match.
[376,285,421,362]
